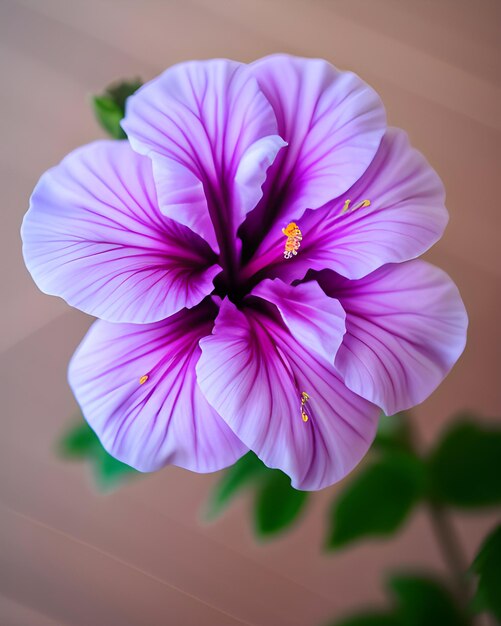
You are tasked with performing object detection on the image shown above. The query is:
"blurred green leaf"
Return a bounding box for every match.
[328,574,468,626]
[104,80,143,110]
[254,470,308,537]
[389,574,469,626]
[374,412,413,454]
[92,78,142,139]
[59,419,137,491]
[471,524,501,620]
[93,446,137,491]
[428,417,501,507]
[59,420,99,458]
[329,612,401,626]
[326,452,425,550]
[92,97,126,139]
[206,452,268,520]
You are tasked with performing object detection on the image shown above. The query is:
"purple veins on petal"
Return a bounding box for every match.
[21,140,221,324]
[21,54,467,490]
[197,298,379,490]
[122,58,285,261]
[246,127,448,285]
[317,260,468,415]
[242,54,386,245]
[251,277,346,365]
[68,300,247,473]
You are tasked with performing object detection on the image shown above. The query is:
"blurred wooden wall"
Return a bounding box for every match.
[1,1,500,624]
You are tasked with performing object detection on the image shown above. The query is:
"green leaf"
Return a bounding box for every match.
[326,452,425,550]
[58,419,137,491]
[92,97,126,139]
[389,574,469,626]
[254,470,308,537]
[374,412,413,454]
[428,417,501,507]
[327,574,469,626]
[329,613,401,626]
[92,79,142,139]
[471,524,501,620]
[104,80,143,111]
[59,420,100,458]
[206,452,268,519]
[93,446,137,491]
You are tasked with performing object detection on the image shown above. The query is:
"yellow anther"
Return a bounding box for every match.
[300,391,311,422]
[341,198,371,214]
[282,222,300,237]
[139,375,149,385]
[282,222,303,259]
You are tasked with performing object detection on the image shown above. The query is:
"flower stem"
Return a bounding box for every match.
[405,416,475,620]
[427,500,472,603]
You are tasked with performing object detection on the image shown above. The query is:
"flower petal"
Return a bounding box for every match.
[318,261,468,415]
[197,299,379,490]
[22,141,220,324]
[68,302,247,473]
[243,54,386,239]
[122,59,285,253]
[251,278,346,363]
[248,128,448,283]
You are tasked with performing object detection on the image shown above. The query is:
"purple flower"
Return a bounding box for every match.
[21,55,467,490]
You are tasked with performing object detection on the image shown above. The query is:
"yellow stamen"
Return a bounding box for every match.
[300,391,310,422]
[341,198,371,214]
[341,199,351,213]
[139,375,149,385]
[282,222,303,259]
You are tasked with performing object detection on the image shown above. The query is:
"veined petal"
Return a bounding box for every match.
[251,278,346,363]
[22,141,220,324]
[243,54,386,239]
[318,261,468,415]
[122,59,284,253]
[197,299,379,490]
[249,128,448,283]
[68,302,246,473]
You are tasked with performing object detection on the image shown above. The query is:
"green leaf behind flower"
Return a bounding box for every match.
[59,419,98,458]
[328,574,468,626]
[207,452,308,537]
[329,613,400,626]
[428,417,501,508]
[326,452,426,550]
[389,574,469,626]
[254,470,309,538]
[206,451,268,520]
[59,419,137,491]
[92,79,142,139]
[471,523,501,620]
[373,412,413,454]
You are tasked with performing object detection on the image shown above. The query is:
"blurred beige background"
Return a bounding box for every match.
[1,0,500,624]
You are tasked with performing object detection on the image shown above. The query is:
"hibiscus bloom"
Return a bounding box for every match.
[21,55,467,490]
